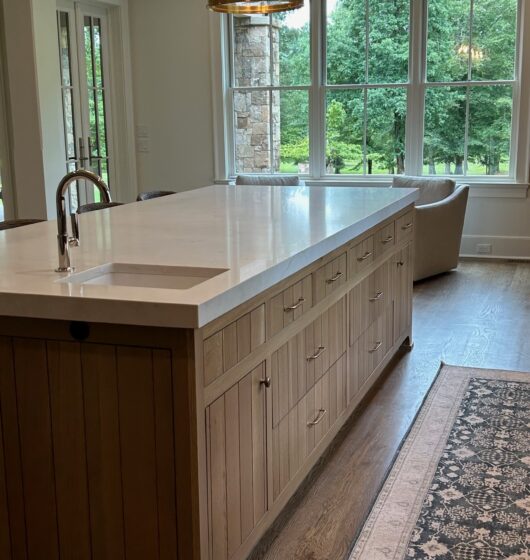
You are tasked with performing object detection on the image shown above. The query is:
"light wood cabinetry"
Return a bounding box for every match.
[203,305,266,385]
[375,220,396,259]
[267,274,313,339]
[313,252,347,304]
[272,353,347,502]
[0,205,414,560]
[206,363,267,560]
[349,234,375,278]
[393,242,414,344]
[396,210,414,245]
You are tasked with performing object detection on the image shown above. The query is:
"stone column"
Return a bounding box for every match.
[233,16,281,174]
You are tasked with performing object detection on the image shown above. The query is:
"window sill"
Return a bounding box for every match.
[217,178,529,199]
[303,178,529,199]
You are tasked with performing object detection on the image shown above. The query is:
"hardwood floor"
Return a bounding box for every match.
[252,260,530,560]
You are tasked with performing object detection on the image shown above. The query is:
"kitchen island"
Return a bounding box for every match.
[0,185,417,560]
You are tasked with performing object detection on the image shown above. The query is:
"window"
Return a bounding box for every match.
[221,0,526,182]
[424,0,517,176]
[57,2,113,209]
[230,7,311,174]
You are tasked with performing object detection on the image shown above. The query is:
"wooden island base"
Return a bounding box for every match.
[0,205,414,560]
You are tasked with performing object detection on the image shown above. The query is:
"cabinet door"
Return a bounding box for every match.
[272,354,347,502]
[393,243,413,344]
[206,363,267,560]
[0,338,178,560]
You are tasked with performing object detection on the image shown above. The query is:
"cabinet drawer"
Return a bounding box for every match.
[348,305,393,402]
[272,354,347,501]
[375,221,396,258]
[203,304,266,386]
[396,210,414,244]
[313,252,347,304]
[349,235,374,278]
[271,296,347,428]
[267,274,313,339]
[349,260,393,345]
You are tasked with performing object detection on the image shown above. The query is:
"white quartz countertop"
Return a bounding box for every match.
[0,185,417,328]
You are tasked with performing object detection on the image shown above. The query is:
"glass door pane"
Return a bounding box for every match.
[57,2,113,208]
[57,9,82,210]
[82,13,110,201]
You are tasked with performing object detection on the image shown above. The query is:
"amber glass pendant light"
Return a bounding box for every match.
[208,0,304,15]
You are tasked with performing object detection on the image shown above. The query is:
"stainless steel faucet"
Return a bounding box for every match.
[55,168,112,272]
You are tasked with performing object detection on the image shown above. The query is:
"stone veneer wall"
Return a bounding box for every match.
[233,16,280,174]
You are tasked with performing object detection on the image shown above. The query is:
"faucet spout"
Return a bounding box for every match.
[56,168,111,272]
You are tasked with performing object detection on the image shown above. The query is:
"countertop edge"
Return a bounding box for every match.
[0,190,417,329]
[196,191,417,327]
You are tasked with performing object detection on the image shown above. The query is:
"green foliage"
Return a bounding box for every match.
[277,0,516,175]
[281,137,309,165]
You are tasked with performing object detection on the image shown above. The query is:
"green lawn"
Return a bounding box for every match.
[279,160,510,177]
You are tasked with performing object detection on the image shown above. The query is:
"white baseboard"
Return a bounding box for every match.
[460,235,530,260]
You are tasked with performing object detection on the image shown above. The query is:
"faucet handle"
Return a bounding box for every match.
[69,213,80,247]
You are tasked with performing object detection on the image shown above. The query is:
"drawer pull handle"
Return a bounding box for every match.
[401,223,413,231]
[326,271,343,284]
[369,341,383,353]
[260,377,271,388]
[307,408,327,427]
[369,291,384,302]
[357,251,373,262]
[307,346,326,361]
[382,235,394,245]
[284,297,305,312]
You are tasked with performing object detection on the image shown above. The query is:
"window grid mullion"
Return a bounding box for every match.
[462,0,475,177]
[268,15,274,174]
[405,0,426,176]
[363,0,369,172]
[313,0,325,179]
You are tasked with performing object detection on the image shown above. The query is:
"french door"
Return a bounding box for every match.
[57,1,113,209]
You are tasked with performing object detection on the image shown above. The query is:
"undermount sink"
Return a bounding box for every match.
[59,263,228,290]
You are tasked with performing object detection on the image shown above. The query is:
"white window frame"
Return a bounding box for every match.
[211,0,530,195]
[0,17,14,220]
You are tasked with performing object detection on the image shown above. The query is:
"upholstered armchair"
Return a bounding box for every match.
[235,175,302,186]
[392,176,469,282]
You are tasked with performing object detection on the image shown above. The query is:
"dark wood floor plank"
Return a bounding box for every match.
[254,261,530,560]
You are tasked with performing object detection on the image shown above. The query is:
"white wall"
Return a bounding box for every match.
[31,0,68,219]
[462,196,530,259]
[1,0,66,220]
[1,0,49,219]
[128,0,215,193]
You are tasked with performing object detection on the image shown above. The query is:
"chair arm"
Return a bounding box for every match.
[414,185,470,281]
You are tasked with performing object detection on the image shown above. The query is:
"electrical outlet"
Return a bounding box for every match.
[137,138,150,153]
[476,243,492,255]
[136,125,149,138]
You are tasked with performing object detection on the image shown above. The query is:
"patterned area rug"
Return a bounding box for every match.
[349,364,530,560]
